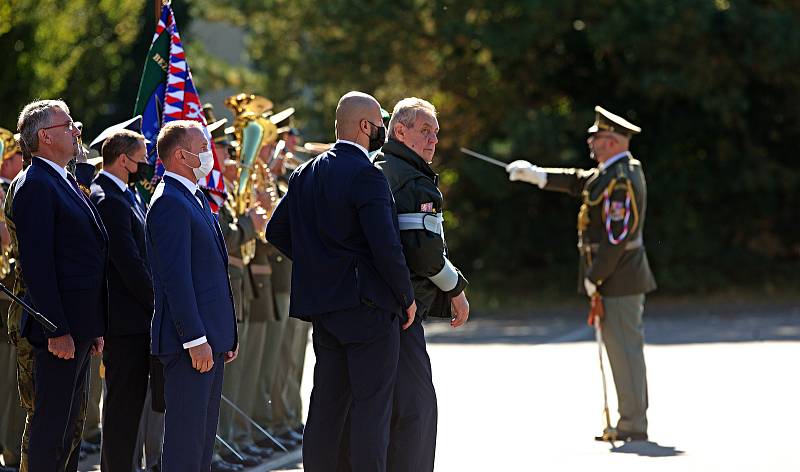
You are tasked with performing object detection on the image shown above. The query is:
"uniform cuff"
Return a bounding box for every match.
[183,336,207,349]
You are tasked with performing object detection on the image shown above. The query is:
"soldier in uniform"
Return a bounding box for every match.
[249,118,302,450]
[506,106,657,442]
[373,98,470,471]
[268,122,308,445]
[0,129,24,470]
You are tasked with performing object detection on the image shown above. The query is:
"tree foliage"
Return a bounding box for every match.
[4,0,799,298]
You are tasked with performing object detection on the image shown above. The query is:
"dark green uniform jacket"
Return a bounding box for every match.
[375,139,468,318]
[217,189,256,322]
[543,153,656,297]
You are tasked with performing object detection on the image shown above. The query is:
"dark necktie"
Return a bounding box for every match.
[66,173,84,197]
[195,189,207,210]
[67,173,101,230]
[125,188,145,218]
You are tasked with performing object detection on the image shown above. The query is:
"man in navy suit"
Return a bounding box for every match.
[89,128,154,471]
[12,99,108,471]
[145,120,238,471]
[266,91,417,472]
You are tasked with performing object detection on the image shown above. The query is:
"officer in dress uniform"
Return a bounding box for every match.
[506,106,657,442]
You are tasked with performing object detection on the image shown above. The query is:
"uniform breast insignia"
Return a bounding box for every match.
[602,179,638,245]
[420,202,434,212]
[609,201,626,222]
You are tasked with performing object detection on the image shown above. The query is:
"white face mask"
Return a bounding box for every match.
[184,149,215,181]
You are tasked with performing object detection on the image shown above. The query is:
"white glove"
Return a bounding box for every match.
[506,160,547,188]
[583,278,597,297]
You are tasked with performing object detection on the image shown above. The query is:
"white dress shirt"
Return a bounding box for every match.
[599,151,632,171]
[336,139,369,159]
[163,170,203,207]
[99,170,127,192]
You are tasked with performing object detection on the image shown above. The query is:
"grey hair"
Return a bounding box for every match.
[17,99,70,156]
[387,97,437,140]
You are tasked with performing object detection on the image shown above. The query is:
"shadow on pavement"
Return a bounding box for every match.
[610,440,685,457]
[424,301,800,346]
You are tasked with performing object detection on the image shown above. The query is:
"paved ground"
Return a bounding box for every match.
[80,300,800,471]
[280,300,800,471]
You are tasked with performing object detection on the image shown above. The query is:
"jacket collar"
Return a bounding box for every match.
[381,138,437,179]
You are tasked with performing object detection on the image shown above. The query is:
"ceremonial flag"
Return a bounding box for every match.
[133,4,225,210]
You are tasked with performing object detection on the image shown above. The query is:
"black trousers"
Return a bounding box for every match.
[303,306,400,472]
[101,333,150,472]
[27,340,93,472]
[387,318,437,472]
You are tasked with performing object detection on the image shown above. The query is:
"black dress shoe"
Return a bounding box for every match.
[256,436,294,450]
[221,451,262,467]
[241,443,273,458]
[595,429,648,442]
[210,459,242,472]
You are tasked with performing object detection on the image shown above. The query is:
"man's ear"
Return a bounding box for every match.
[38,129,49,146]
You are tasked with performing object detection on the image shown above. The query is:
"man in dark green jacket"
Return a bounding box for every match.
[375,97,469,471]
[506,106,657,442]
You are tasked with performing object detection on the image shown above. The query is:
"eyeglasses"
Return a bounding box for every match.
[40,121,77,133]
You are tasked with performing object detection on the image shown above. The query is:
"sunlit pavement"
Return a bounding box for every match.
[83,303,800,471]
[283,304,800,471]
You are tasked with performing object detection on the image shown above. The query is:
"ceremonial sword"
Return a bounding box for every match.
[0,282,57,332]
[460,147,509,168]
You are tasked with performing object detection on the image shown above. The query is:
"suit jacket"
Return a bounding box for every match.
[145,175,236,355]
[266,141,414,320]
[12,157,108,345]
[90,173,154,337]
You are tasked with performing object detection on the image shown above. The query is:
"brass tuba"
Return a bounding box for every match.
[224,94,279,263]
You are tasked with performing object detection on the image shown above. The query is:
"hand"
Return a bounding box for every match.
[450,291,470,328]
[0,221,11,249]
[402,300,417,330]
[506,160,547,187]
[269,157,285,176]
[247,207,268,233]
[224,344,239,364]
[90,337,104,357]
[255,189,275,210]
[189,342,214,373]
[584,278,597,298]
[48,334,76,359]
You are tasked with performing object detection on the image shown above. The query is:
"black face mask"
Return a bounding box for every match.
[128,161,154,183]
[365,121,386,153]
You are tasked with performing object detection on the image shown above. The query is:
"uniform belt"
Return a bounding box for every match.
[249,263,272,275]
[228,256,245,269]
[587,235,643,252]
[397,212,443,235]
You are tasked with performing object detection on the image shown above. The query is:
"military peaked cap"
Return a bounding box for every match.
[588,106,641,136]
